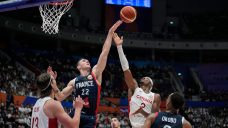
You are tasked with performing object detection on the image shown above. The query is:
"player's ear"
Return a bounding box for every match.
[77,64,81,70]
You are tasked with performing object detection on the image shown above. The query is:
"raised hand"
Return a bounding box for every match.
[73,95,84,110]
[113,33,123,46]
[47,66,57,79]
[108,20,123,34]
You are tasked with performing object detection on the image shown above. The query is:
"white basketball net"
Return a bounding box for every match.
[39,0,73,34]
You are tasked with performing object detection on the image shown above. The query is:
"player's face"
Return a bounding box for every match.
[139,77,151,91]
[111,118,120,128]
[78,59,91,70]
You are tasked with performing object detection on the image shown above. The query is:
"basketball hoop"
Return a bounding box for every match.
[39,0,74,34]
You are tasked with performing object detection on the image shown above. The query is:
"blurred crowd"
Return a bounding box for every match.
[180,12,228,40]
[185,107,228,128]
[0,101,32,128]
[0,54,36,97]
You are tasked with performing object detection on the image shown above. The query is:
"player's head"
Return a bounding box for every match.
[166,92,185,112]
[76,58,91,72]
[139,76,153,92]
[111,117,120,128]
[37,73,56,98]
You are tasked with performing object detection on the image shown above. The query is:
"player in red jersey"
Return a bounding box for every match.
[31,72,84,128]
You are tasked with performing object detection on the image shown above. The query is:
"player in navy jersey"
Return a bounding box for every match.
[48,20,123,128]
[144,92,192,128]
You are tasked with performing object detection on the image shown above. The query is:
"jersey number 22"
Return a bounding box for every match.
[82,89,89,95]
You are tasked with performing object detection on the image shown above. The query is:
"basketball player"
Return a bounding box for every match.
[31,73,84,128]
[111,117,121,128]
[112,33,161,128]
[144,92,192,128]
[49,20,123,128]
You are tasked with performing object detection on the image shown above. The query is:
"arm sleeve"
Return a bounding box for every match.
[117,45,129,71]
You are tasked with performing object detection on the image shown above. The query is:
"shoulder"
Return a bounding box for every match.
[68,78,76,86]
[133,87,141,94]
[45,99,61,108]
[43,99,63,118]
[92,65,99,76]
[183,119,192,128]
[45,99,62,112]
[153,93,161,101]
[135,87,141,91]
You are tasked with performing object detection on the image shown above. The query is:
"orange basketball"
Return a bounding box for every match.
[120,6,137,23]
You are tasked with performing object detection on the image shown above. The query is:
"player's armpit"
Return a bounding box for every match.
[94,50,108,76]
[92,65,102,84]
[51,101,80,128]
[55,79,74,101]
[143,113,156,128]
[151,94,161,113]
[124,69,138,92]
[183,119,192,128]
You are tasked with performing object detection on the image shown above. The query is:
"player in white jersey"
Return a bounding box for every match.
[31,72,84,128]
[112,33,161,128]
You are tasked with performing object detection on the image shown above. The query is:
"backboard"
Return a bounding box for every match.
[0,0,64,12]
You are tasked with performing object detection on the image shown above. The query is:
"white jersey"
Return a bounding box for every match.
[31,97,60,128]
[129,87,155,128]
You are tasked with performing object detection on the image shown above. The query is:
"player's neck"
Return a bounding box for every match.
[80,70,90,76]
[166,109,178,114]
[49,91,55,99]
[142,88,150,94]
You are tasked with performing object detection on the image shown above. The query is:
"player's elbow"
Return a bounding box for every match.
[74,119,80,128]
[68,120,79,128]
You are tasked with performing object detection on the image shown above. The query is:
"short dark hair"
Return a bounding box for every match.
[37,73,52,98]
[170,92,185,110]
[76,58,86,67]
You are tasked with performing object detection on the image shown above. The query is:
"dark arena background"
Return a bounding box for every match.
[0,0,228,128]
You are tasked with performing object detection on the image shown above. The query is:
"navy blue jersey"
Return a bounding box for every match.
[73,72,101,116]
[151,112,184,128]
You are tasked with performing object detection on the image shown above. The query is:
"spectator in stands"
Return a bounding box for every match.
[6,90,14,108]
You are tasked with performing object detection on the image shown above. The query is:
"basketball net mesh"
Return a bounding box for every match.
[39,0,73,34]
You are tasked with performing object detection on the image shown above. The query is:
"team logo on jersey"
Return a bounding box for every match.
[136,95,153,104]
[83,97,90,108]
[87,75,93,80]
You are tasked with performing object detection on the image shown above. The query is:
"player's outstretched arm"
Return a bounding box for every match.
[113,33,138,92]
[183,119,192,128]
[55,79,75,101]
[93,20,122,82]
[152,94,161,113]
[48,96,84,128]
[47,66,74,101]
[143,113,156,128]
